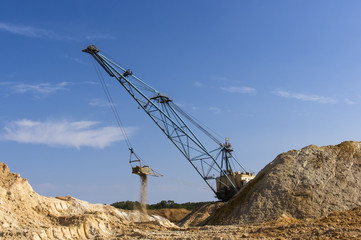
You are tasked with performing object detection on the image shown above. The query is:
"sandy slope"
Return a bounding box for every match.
[206,141,361,225]
[148,208,191,223]
[0,162,175,239]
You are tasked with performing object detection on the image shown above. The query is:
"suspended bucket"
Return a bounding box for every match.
[129,148,162,177]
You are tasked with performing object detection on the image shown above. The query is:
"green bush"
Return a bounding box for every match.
[111,200,213,211]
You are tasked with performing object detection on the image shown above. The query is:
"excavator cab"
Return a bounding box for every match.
[216,171,255,201]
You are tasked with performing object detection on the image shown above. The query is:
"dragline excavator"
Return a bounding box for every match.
[83,45,255,201]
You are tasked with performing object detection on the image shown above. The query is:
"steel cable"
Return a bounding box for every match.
[90,57,133,149]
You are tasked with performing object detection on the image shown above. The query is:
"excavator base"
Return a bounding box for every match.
[216,172,255,201]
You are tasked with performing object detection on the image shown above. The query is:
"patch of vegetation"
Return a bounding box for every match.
[111,200,212,211]
[111,200,140,210]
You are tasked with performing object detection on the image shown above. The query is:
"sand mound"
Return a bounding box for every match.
[148,208,191,223]
[0,162,175,239]
[177,202,224,227]
[205,141,361,225]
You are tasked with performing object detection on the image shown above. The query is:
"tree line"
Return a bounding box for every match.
[111,200,212,211]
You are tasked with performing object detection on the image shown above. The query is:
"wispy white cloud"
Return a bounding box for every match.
[174,102,197,111]
[0,22,72,40]
[1,119,136,149]
[6,82,69,96]
[208,107,222,114]
[66,56,86,65]
[82,81,98,85]
[273,90,337,104]
[89,98,116,108]
[0,82,13,86]
[85,34,116,40]
[213,76,242,84]
[194,81,206,87]
[345,98,357,105]
[195,81,256,95]
[220,86,256,94]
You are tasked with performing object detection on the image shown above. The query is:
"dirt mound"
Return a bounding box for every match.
[148,208,191,222]
[250,206,361,239]
[205,141,361,225]
[0,162,175,239]
[177,202,224,227]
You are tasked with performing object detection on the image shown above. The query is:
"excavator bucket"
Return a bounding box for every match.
[132,165,151,176]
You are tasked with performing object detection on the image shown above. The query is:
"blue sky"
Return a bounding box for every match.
[1,1,361,204]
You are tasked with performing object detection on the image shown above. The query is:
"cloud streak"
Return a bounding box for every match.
[194,81,205,87]
[1,119,136,149]
[89,98,116,108]
[208,107,222,114]
[0,22,115,42]
[213,76,242,84]
[220,86,256,94]
[85,34,116,40]
[0,22,72,40]
[345,98,357,105]
[1,82,69,96]
[194,81,257,95]
[273,90,337,104]
[66,56,86,65]
[13,82,69,94]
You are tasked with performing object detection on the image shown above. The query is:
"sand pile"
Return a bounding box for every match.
[0,162,175,240]
[204,141,361,225]
[148,208,191,223]
[177,202,224,227]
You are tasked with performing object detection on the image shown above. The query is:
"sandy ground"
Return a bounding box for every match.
[148,208,191,223]
[135,207,361,239]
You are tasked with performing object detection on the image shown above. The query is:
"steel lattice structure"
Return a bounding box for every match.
[83,45,247,200]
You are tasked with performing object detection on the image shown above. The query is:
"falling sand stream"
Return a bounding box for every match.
[139,174,148,214]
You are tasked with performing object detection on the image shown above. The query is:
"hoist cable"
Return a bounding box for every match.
[90,56,163,176]
[100,50,158,94]
[171,102,248,172]
[89,51,244,179]
[90,57,133,149]
[232,152,247,172]
[99,49,222,147]
[170,102,223,146]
